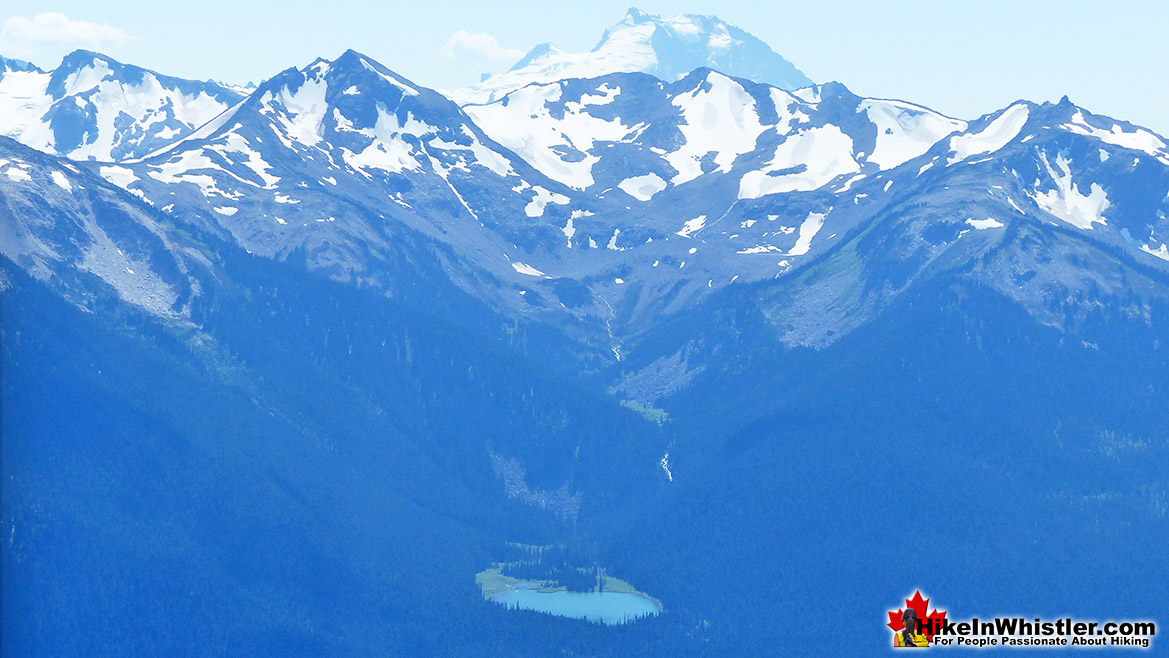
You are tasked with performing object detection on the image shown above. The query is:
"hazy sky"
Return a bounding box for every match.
[2,1,1166,134]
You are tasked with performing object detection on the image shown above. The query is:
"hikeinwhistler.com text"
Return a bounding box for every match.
[919,617,1155,649]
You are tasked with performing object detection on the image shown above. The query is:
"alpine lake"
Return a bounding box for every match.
[476,557,661,625]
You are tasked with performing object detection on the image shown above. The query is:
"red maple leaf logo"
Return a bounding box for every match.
[888,590,947,641]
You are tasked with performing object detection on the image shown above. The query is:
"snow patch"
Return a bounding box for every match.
[966,217,1004,230]
[836,173,865,192]
[4,167,31,183]
[338,106,425,174]
[739,125,859,198]
[511,262,545,277]
[666,74,765,185]
[1141,243,1169,261]
[268,76,329,147]
[948,104,1029,165]
[617,172,667,201]
[524,185,569,217]
[860,99,966,169]
[0,69,55,152]
[788,211,827,256]
[1062,111,1169,165]
[464,83,633,189]
[1028,152,1109,230]
[736,244,784,254]
[676,215,707,238]
[562,217,576,248]
[98,165,138,189]
[49,170,72,191]
[211,131,280,188]
[147,150,237,198]
[607,228,627,251]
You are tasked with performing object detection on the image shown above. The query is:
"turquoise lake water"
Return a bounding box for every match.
[489,589,661,625]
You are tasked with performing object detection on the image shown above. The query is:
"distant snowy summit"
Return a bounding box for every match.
[0,56,40,74]
[448,8,812,105]
[0,50,241,161]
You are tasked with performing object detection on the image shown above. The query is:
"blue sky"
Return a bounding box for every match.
[2,1,1166,134]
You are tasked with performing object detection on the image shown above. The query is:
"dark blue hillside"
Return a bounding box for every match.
[0,227,667,655]
[599,276,1169,654]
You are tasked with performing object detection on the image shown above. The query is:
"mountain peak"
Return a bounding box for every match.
[328,50,424,98]
[788,80,854,102]
[264,51,428,107]
[57,49,114,71]
[507,43,561,72]
[447,9,811,105]
[0,55,43,74]
[332,49,377,69]
[623,7,652,22]
[0,49,242,161]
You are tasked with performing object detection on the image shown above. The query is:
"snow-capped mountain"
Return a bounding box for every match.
[92,52,982,350]
[0,50,242,162]
[465,72,965,196]
[716,96,1169,348]
[448,8,812,105]
[6,37,1169,658]
[0,56,40,74]
[98,50,596,316]
[5,46,1169,358]
[459,70,1169,337]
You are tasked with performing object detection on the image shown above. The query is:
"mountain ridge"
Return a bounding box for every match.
[5,45,1168,360]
